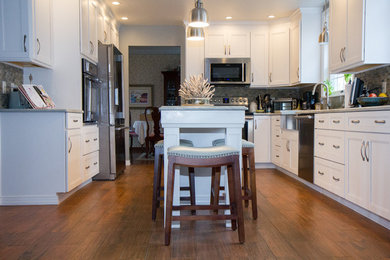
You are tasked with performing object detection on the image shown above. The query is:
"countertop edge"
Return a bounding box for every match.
[0,109,83,113]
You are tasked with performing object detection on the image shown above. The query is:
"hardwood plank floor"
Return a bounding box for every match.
[0,161,389,259]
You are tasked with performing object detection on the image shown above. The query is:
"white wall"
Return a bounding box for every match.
[23,0,82,110]
[118,25,186,162]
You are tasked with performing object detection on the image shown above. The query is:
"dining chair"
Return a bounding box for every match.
[144,106,164,157]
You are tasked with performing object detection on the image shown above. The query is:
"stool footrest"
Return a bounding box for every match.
[173,205,230,211]
[172,214,237,221]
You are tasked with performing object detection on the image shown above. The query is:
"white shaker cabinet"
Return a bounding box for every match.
[80,0,98,63]
[280,129,298,175]
[289,8,321,85]
[345,131,390,220]
[253,116,271,163]
[269,22,290,86]
[250,26,269,87]
[205,26,250,58]
[67,129,82,191]
[0,0,52,68]
[329,0,390,73]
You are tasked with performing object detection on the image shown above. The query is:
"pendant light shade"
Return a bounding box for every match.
[189,0,209,28]
[318,21,329,44]
[187,27,205,41]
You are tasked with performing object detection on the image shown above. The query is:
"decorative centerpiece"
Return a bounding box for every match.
[179,75,215,105]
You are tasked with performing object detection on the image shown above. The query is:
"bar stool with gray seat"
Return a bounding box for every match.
[211,139,257,220]
[152,139,196,221]
[165,145,245,246]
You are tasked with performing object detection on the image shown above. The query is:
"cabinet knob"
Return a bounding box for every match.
[318,171,324,175]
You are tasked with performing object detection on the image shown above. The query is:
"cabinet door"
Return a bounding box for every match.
[345,0,364,66]
[33,0,52,66]
[67,129,82,191]
[289,133,299,175]
[345,132,369,208]
[329,0,347,71]
[281,136,291,171]
[368,133,390,220]
[269,23,290,86]
[253,116,271,163]
[104,19,111,44]
[228,31,250,58]
[80,0,89,57]
[185,36,204,79]
[97,10,105,44]
[205,30,227,58]
[250,29,268,87]
[289,18,300,84]
[0,0,29,59]
[88,0,98,62]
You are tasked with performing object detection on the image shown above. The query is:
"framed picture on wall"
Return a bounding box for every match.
[129,85,153,108]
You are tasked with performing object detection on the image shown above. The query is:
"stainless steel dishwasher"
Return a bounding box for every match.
[295,114,314,183]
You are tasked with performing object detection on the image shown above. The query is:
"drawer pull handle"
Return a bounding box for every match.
[351,120,360,124]
[374,120,386,124]
[333,145,340,149]
[85,166,90,170]
[318,171,324,175]
[73,119,79,123]
[332,120,340,124]
[276,119,280,122]
[332,176,340,182]
[85,140,90,143]
[276,135,280,137]
[360,141,365,161]
[318,120,325,123]
[94,162,98,165]
[93,138,98,141]
[276,155,279,158]
[318,142,325,146]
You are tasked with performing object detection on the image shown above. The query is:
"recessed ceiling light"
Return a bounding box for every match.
[121,17,128,20]
[112,1,120,5]
[226,16,233,20]
[268,15,275,19]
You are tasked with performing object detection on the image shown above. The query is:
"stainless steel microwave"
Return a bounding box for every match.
[205,58,251,85]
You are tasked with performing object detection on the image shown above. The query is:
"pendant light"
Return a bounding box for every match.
[187,26,205,41]
[318,21,329,44]
[189,0,209,28]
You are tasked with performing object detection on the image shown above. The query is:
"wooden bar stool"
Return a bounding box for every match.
[165,145,245,246]
[211,139,258,220]
[152,140,196,221]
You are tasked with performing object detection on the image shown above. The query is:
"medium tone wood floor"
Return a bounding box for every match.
[1,160,390,259]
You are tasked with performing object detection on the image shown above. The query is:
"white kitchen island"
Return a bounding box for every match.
[160,106,246,228]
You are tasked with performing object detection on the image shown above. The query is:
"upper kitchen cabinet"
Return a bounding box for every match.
[269,22,290,86]
[185,29,204,79]
[250,26,269,87]
[80,0,98,64]
[329,0,390,73]
[289,8,321,85]
[0,0,52,68]
[205,26,250,58]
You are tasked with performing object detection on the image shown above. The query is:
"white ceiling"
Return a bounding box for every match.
[105,0,325,26]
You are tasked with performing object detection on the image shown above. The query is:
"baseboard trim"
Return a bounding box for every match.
[126,160,131,166]
[255,163,275,169]
[0,195,59,205]
[275,166,390,230]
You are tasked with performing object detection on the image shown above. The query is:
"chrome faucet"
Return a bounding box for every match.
[312,83,330,110]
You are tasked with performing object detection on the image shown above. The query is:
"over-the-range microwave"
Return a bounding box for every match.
[205,58,251,85]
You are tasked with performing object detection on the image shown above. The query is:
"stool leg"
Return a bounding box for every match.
[210,167,215,206]
[156,154,164,208]
[213,167,221,214]
[152,148,161,221]
[227,165,237,231]
[165,158,175,246]
[189,167,196,215]
[232,157,245,244]
[242,154,249,207]
[249,148,258,220]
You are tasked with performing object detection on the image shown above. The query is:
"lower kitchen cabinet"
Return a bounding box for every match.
[67,128,82,191]
[345,131,390,219]
[280,129,298,175]
[314,157,345,198]
[253,116,271,163]
[81,124,99,181]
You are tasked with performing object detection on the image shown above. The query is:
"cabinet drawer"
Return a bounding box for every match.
[328,113,345,130]
[83,151,99,180]
[272,130,282,147]
[314,157,345,197]
[66,113,82,129]
[315,114,329,129]
[82,126,99,155]
[315,129,345,164]
[272,147,281,166]
[345,111,390,133]
[272,116,281,126]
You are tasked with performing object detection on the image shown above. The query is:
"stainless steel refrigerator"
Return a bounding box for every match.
[93,43,126,180]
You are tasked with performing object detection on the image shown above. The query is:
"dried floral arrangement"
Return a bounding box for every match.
[179,75,215,99]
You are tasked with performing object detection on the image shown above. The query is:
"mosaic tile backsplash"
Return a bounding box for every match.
[356,65,390,97]
[0,62,23,87]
